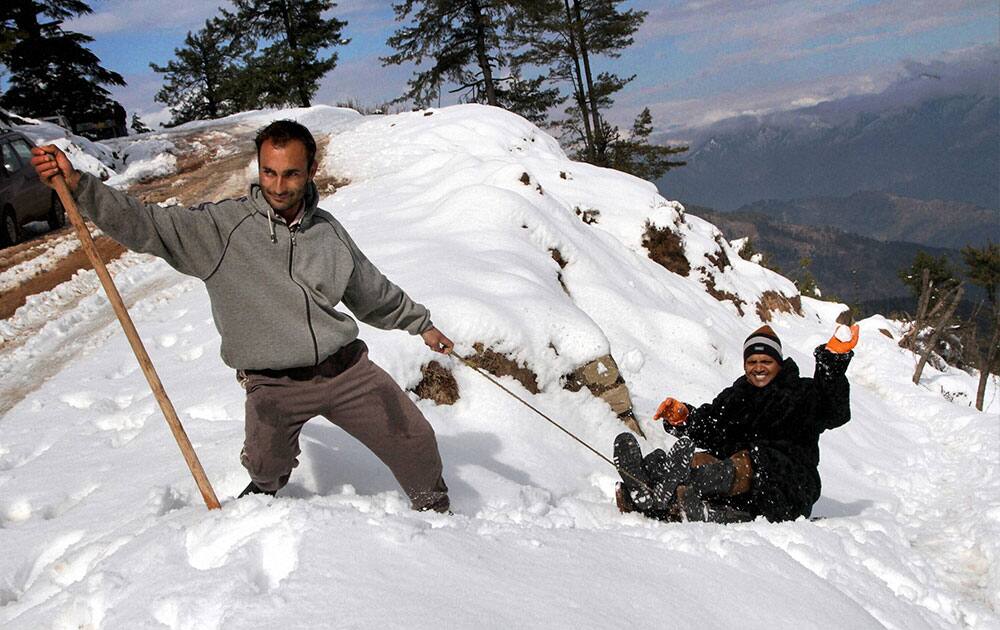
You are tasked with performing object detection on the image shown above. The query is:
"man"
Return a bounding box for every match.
[614,324,858,523]
[31,120,452,512]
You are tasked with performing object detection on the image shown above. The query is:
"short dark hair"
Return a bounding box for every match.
[255,120,317,169]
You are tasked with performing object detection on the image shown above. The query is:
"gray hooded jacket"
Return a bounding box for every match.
[73,173,433,370]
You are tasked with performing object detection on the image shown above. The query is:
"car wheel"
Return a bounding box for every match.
[1,208,20,248]
[48,191,67,230]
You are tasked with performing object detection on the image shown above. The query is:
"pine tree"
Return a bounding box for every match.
[0,0,125,122]
[384,0,560,122]
[492,74,564,125]
[898,251,959,309]
[962,243,1000,410]
[150,19,249,126]
[385,0,508,107]
[130,113,152,135]
[793,257,822,298]
[607,108,687,181]
[898,251,965,384]
[508,0,676,172]
[221,0,348,109]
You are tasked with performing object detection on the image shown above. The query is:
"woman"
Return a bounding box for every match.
[615,324,858,523]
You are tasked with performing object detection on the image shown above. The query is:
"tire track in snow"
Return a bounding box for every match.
[0,254,192,418]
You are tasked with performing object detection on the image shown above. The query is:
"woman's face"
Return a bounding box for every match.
[744,354,781,388]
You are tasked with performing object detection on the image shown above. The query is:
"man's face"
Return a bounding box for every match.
[257,139,317,214]
[744,354,781,388]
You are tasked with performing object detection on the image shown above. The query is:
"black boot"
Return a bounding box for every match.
[689,459,736,498]
[613,432,653,509]
[238,481,277,499]
[645,437,695,512]
[678,460,753,523]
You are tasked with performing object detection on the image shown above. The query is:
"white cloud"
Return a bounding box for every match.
[637,0,997,72]
[635,44,998,134]
[67,0,231,35]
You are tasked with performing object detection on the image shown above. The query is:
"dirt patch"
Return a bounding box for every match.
[314,174,351,196]
[702,271,747,316]
[879,328,894,339]
[754,290,803,322]
[706,234,732,271]
[574,207,600,225]
[643,222,690,276]
[465,343,540,394]
[549,248,567,269]
[0,235,126,320]
[129,140,257,206]
[550,248,569,294]
[411,361,460,405]
[0,226,75,274]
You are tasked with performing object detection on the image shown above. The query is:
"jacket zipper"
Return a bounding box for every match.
[288,225,320,365]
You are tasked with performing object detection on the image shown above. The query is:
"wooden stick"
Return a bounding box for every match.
[52,176,221,510]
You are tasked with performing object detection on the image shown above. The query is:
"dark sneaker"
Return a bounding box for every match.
[646,437,695,512]
[642,448,667,478]
[238,481,276,499]
[614,432,653,509]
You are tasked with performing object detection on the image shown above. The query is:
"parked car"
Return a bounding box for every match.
[0,130,65,247]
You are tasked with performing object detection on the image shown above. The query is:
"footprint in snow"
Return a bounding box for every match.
[0,442,53,472]
[184,502,303,591]
[108,361,139,380]
[184,402,229,423]
[178,344,205,362]
[147,485,192,517]
[92,405,153,447]
[155,333,178,348]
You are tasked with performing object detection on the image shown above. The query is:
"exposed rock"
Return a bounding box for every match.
[702,271,747,316]
[411,361,460,405]
[575,207,601,225]
[643,222,690,276]
[465,343,540,394]
[564,354,644,437]
[705,234,732,271]
[755,290,803,322]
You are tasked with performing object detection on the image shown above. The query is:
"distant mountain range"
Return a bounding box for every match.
[656,48,999,212]
[736,192,999,249]
[658,93,998,211]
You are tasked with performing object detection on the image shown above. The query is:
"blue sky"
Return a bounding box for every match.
[57,0,1000,130]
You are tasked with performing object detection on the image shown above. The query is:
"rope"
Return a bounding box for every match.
[448,351,667,503]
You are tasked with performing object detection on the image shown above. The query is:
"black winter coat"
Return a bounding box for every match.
[666,346,853,522]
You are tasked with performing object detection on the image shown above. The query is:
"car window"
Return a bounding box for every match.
[11,139,34,165]
[1,143,21,173]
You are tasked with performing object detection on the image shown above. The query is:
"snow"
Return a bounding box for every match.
[0,227,104,296]
[1,104,998,629]
[11,116,117,180]
[104,139,178,188]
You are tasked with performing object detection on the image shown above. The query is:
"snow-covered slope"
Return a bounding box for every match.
[1,105,997,629]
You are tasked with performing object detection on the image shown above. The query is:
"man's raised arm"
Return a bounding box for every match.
[31,145,230,279]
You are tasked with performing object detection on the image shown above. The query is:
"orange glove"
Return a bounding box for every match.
[826,324,860,354]
[654,397,689,426]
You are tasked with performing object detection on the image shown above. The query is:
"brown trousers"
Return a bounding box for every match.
[238,340,449,512]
